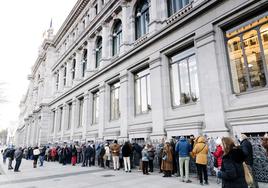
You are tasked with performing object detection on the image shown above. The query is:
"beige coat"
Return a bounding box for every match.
[192,136,209,165]
[161,143,173,171]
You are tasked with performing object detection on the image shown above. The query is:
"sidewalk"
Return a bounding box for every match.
[0,156,265,188]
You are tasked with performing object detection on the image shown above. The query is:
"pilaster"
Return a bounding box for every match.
[98,82,106,140]
[119,70,129,140]
[149,53,166,139]
[195,26,229,137]
[82,92,90,139]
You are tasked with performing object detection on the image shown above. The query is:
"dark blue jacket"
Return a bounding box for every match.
[175,137,192,157]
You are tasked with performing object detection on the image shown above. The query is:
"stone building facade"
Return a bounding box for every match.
[15,0,268,146]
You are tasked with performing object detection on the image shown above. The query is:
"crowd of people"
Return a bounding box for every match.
[2,133,267,188]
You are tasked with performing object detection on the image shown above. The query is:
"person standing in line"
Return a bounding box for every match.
[142,144,149,175]
[2,147,8,164]
[71,145,77,166]
[217,137,247,188]
[240,134,259,188]
[39,145,46,167]
[262,133,268,157]
[156,139,164,173]
[33,146,40,168]
[213,137,224,184]
[148,143,155,173]
[51,147,57,162]
[176,136,192,183]
[122,141,132,173]
[81,144,87,167]
[14,147,23,172]
[161,140,174,177]
[7,147,15,170]
[104,143,111,168]
[110,140,121,171]
[76,144,82,164]
[192,136,209,185]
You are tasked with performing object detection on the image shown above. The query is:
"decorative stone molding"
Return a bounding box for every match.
[166,2,194,25]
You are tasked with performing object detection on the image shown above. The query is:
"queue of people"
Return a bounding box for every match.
[1,133,263,188]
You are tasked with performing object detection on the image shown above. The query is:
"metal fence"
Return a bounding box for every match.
[248,137,268,183]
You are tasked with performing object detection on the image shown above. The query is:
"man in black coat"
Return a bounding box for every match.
[240,134,259,188]
[6,147,15,170]
[14,147,23,172]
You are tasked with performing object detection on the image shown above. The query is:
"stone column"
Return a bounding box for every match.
[149,53,166,139]
[52,73,57,95]
[70,98,77,140]
[89,4,96,22]
[82,92,90,139]
[86,38,95,76]
[60,104,67,141]
[149,0,162,33]
[119,71,129,140]
[58,67,64,91]
[100,22,110,68]
[121,1,131,52]
[195,26,229,137]
[66,59,73,88]
[98,82,106,140]
[74,50,82,84]
[97,0,102,13]
[53,108,59,141]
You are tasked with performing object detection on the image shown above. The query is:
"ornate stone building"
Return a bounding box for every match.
[15,0,268,146]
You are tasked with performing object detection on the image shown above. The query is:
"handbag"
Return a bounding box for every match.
[243,162,254,186]
[162,154,167,161]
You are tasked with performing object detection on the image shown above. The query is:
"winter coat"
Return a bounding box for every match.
[192,136,209,165]
[161,143,173,171]
[85,145,94,157]
[14,149,23,161]
[148,145,155,160]
[110,143,121,156]
[240,139,253,166]
[142,148,149,161]
[122,143,132,157]
[175,137,192,157]
[219,147,247,188]
[71,147,77,157]
[51,148,57,157]
[213,145,223,168]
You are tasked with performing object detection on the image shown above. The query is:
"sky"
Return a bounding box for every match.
[0,0,77,131]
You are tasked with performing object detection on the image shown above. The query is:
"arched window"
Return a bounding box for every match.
[95,37,102,68]
[167,0,190,16]
[82,49,87,77]
[112,21,122,56]
[135,0,149,40]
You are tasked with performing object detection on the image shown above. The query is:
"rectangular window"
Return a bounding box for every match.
[56,73,59,90]
[58,107,63,132]
[72,59,76,80]
[67,103,72,130]
[92,91,99,124]
[168,0,190,16]
[63,67,67,86]
[78,97,84,127]
[134,68,151,114]
[226,16,268,94]
[82,49,87,77]
[110,82,120,120]
[170,47,199,106]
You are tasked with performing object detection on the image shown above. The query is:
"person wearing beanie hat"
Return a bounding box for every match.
[212,137,224,184]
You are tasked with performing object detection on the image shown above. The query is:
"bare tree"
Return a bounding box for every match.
[0,82,7,103]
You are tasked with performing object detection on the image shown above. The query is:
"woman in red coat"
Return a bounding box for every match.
[213,137,224,184]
